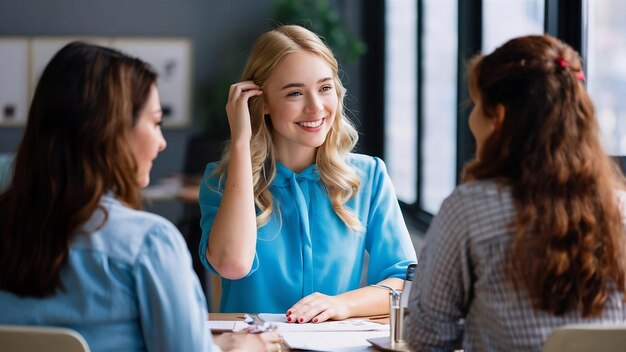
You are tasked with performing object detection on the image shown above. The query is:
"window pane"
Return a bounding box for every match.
[421,0,457,214]
[483,0,544,53]
[385,0,418,203]
[588,0,626,155]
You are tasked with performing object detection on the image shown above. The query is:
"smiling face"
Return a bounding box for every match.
[262,50,338,165]
[128,84,167,188]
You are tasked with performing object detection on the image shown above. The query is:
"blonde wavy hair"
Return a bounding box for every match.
[215,25,363,231]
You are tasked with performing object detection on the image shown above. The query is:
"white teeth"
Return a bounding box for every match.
[298,119,323,128]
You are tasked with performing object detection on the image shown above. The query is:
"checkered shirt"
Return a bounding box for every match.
[405,180,626,351]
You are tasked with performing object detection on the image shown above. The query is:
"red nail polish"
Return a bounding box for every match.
[287,310,291,316]
[313,318,318,323]
[299,317,303,323]
[287,317,291,322]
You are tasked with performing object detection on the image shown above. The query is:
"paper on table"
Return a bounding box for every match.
[208,321,248,332]
[281,330,389,351]
[258,313,288,323]
[258,313,389,332]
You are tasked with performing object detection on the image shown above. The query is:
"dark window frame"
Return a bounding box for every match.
[365,0,588,233]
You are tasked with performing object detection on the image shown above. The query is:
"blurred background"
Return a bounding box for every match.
[0,0,368,222]
[2,0,625,309]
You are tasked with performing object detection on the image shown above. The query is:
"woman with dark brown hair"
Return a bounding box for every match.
[0,42,280,352]
[406,35,626,351]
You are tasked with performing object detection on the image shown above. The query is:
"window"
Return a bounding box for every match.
[421,0,457,214]
[482,0,544,53]
[377,0,615,230]
[384,0,418,203]
[587,0,626,155]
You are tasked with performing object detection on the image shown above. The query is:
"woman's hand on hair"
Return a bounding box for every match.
[286,292,351,323]
[214,330,282,351]
[226,81,263,143]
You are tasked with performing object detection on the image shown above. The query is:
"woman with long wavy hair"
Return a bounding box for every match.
[406,35,626,351]
[0,42,280,352]
[199,25,416,320]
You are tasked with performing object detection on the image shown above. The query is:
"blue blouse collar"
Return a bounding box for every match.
[273,162,320,187]
[101,191,120,205]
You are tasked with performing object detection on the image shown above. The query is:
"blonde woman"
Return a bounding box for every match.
[199,25,416,322]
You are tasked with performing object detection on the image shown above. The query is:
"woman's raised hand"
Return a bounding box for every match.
[226,81,263,143]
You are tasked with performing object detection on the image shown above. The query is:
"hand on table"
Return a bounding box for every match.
[286,292,350,323]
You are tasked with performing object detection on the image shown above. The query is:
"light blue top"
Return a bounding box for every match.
[0,194,218,352]
[199,153,417,313]
[0,153,14,193]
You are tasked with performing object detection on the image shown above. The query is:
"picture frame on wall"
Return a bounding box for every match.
[31,37,114,98]
[0,36,192,128]
[113,38,192,128]
[0,38,29,126]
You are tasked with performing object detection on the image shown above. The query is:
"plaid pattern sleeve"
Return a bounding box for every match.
[405,180,626,352]
[405,183,472,351]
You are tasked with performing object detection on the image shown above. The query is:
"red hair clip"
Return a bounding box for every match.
[555,56,585,81]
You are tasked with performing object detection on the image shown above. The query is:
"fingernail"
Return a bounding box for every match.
[287,317,291,322]
[286,310,291,316]
[313,318,318,323]
[298,317,303,323]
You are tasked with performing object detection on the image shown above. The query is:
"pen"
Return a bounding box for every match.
[243,314,278,334]
[243,314,255,325]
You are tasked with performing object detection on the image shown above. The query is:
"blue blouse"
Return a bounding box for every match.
[199,153,417,313]
[0,194,217,352]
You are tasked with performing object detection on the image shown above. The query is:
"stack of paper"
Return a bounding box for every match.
[258,313,390,351]
[281,331,389,351]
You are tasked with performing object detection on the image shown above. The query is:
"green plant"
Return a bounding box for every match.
[271,0,367,64]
